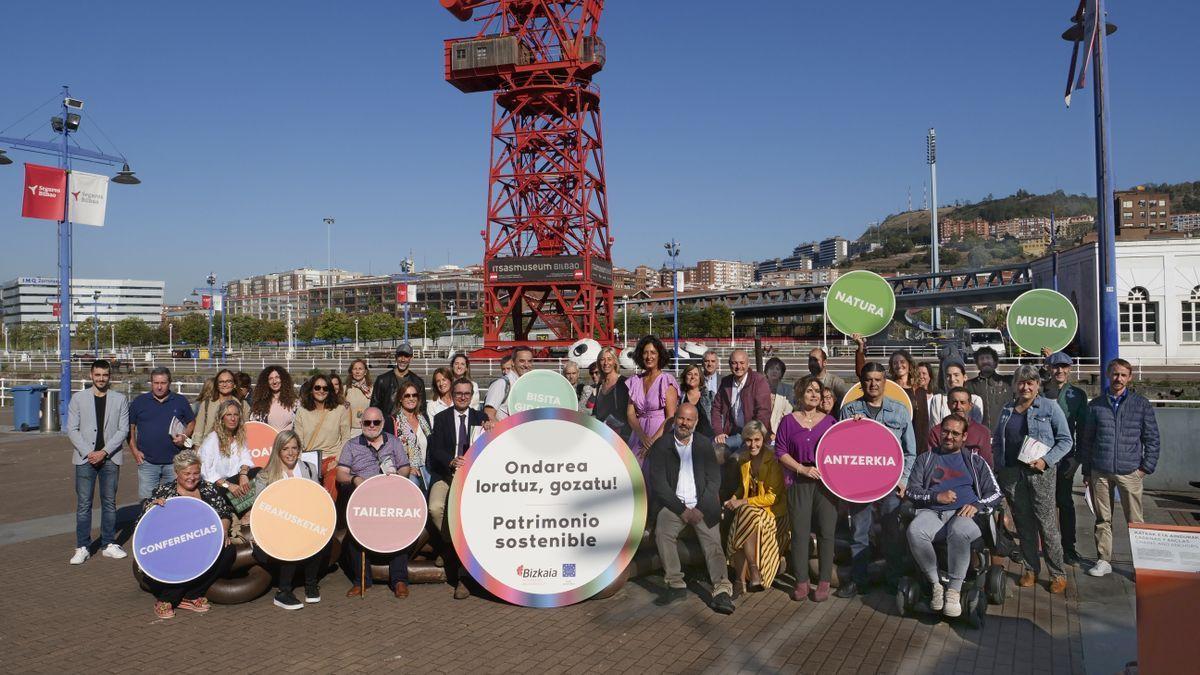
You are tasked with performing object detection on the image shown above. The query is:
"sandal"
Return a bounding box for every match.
[178,597,211,613]
[154,601,175,619]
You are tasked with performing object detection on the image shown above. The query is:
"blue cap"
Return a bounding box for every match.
[1046,352,1073,366]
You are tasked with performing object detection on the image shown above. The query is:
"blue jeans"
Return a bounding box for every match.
[76,461,120,548]
[137,462,175,500]
[849,492,903,586]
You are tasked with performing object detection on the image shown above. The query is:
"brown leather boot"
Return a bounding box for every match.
[345,585,364,598]
[393,582,410,599]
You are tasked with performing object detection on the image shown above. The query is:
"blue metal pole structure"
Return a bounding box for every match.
[1092,0,1119,389]
[665,239,681,374]
[58,88,74,423]
[93,293,99,352]
[206,273,215,358]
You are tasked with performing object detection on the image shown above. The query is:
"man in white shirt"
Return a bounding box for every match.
[483,346,534,421]
[648,403,735,614]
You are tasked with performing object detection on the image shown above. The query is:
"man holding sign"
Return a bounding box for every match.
[837,362,916,599]
[336,407,413,598]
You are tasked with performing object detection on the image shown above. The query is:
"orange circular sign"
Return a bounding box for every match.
[841,380,914,415]
[245,421,279,469]
[249,478,336,561]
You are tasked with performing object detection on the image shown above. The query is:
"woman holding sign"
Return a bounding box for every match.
[625,335,679,463]
[724,421,788,597]
[197,400,256,511]
[294,374,352,494]
[775,376,838,602]
[592,347,631,439]
[139,450,236,619]
[251,430,329,610]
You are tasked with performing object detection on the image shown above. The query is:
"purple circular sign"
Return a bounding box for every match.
[816,419,905,504]
[133,497,224,584]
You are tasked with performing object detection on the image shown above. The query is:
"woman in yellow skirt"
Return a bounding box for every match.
[724,420,789,595]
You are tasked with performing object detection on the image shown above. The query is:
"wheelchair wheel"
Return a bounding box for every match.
[966,587,987,629]
[896,577,912,616]
[985,565,1007,605]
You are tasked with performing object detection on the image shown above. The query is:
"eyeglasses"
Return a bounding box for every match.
[312,385,329,391]
[361,419,383,427]
[402,393,419,399]
[453,391,472,397]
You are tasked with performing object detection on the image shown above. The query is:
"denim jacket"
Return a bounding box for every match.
[991,395,1073,470]
[840,398,917,482]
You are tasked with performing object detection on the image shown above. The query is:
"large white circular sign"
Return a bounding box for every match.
[448,408,646,607]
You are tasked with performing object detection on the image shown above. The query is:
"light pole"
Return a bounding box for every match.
[730,310,735,348]
[91,290,101,352]
[1064,1,1120,388]
[1,87,140,424]
[448,300,456,349]
[354,318,360,351]
[323,217,335,311]
[664,240,681,373]
[2,324,8,355]
[110,324,115,352]
[168,322,174,353]
[927,128,941,330]
[207,274,216,358]
[421,305,428,347]
[622,294,629,348]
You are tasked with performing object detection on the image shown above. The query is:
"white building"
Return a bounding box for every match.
[1031,238,1200,363]
[1,277,165,328]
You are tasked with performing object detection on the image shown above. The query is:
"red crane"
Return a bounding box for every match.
[439,0,614,352]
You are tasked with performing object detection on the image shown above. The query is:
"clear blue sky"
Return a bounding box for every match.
[2,1,1197,303]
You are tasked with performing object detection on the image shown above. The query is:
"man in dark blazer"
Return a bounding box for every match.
[427,377,490,599]
[649,402,735,614]
[709,348,772,456]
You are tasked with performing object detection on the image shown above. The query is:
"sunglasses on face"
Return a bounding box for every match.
[402,393,419,399]
[361,419,383,427]
[313,385,329,391]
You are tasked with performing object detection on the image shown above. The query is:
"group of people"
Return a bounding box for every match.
[67,336,1160,620]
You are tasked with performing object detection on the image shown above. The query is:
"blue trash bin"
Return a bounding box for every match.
[12,385,47,431]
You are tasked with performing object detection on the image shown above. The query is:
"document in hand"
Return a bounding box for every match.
[1017,435,1051,465]
[168,416,188,439]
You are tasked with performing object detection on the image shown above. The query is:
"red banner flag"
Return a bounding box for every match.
[201,295,213,310]
[21,163,67,221]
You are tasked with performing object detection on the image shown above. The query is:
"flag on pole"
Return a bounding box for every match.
[68,170,110,227]
[1064,0,1100,107]
[201,295,213,310]
[21,163,67,220]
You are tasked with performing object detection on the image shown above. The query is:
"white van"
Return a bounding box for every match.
[964,328,1007,359]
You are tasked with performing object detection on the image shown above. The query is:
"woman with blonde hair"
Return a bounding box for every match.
[196,399,255,505]
[345,359,373,433]
[252,430,328,610]
[192,369,250,443]
[723,420,788,596]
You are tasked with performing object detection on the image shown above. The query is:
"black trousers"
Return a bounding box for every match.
[787,478,839,584]
[341,536,408,589]
[253,543,330,593]
[146,545,236,607]
[1056,456,1081,554]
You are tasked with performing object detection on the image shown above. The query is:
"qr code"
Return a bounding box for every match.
[562,564,576,578]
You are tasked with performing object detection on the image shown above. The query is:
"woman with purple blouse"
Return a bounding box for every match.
[774,375,839,603]
[625,335,679,467]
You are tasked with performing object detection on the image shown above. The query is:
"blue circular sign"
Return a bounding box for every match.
[133,497,224,584]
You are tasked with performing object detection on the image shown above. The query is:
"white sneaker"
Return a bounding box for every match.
[943,589,962,617]
[69,547,90,565]
[929,582,945,611]
[101,544,127,559]
[1087,560,1112,577]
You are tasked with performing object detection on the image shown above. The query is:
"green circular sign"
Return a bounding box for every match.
[507,370,579,414]
[1006,289,1078,355]
[825,270,896,337]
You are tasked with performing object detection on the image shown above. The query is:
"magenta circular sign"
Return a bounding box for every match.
[345,474,428,553]
[816,419,904,503]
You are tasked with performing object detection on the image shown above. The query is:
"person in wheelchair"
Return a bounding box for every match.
[904,414,1002,618]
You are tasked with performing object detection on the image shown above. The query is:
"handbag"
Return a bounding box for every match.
[225,481,258,514]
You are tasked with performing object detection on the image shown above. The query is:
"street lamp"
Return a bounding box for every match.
[664,239,681,373]
[421,305,428,347]
[354,317,360,351]
[927,128,941,331]
[448,300,456,349]
[91,290,101,352]
[730,310,735,348]
[323,217,335,311]
[1,87,140,424]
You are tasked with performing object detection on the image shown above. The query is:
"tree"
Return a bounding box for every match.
[74,317,102,351]
[360,312,401,342]
[260,319,287,343]
[114,317,154,347]
[315,311,353,342]
[178,313,210,345]
[422,308,449,341]
[295,317,317,343]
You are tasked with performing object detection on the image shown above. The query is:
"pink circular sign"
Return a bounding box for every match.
[816,419,904,504]
[345,474,428,553]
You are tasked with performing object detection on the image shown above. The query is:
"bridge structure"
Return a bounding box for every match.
[623,263,1035,335]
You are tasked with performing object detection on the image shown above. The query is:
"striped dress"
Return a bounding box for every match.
[726,453,790,587]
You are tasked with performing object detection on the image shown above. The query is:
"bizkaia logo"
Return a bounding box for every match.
[515,564,558,579]
[27,184,63,199]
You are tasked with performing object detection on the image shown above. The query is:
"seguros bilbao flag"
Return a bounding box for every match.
[68,170,110,227]
[22,163,67,221]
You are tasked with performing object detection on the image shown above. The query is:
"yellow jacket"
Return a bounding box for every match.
[736,452,787,520]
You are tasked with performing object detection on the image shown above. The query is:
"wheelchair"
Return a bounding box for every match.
[894,501,1008,629]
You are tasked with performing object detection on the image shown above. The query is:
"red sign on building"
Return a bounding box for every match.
[21,163,67,221]
[52,302,61,318]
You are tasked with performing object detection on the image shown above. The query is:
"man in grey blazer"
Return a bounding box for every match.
[66,359,129,565]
